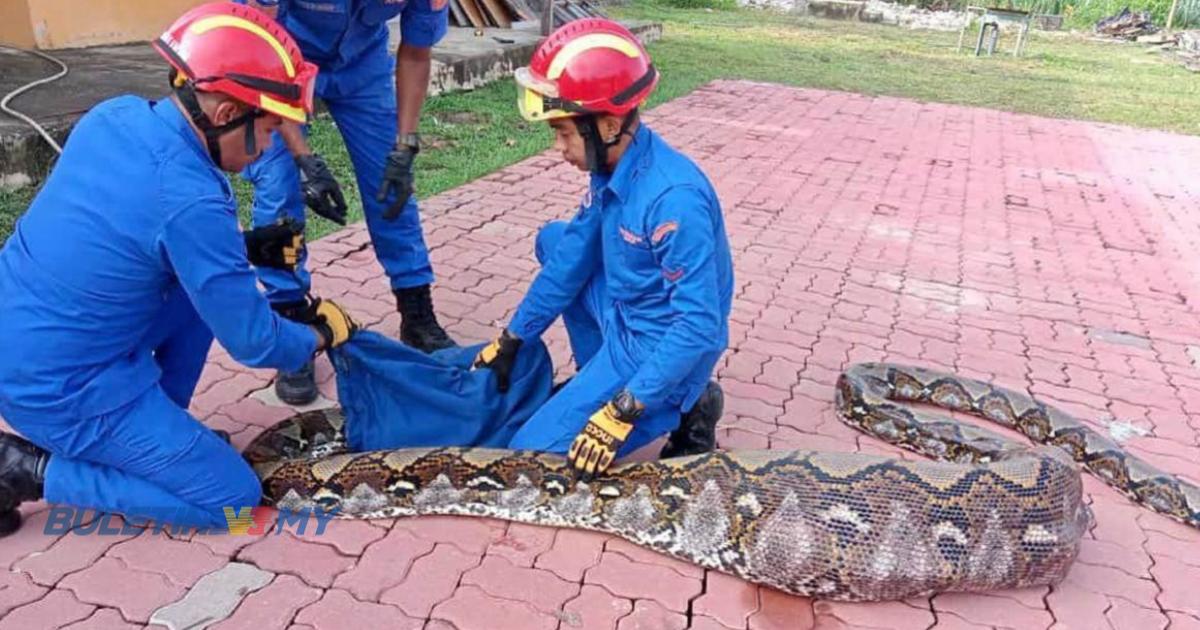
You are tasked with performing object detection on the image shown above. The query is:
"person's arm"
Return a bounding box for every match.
[395,0,450,134]
[473,199,604,392]
[278,121,312,157]
[159,198,320,371]
[396,44,432,138]
[621,186,725,409]
[378,0,449,219]
[507,201,604,341]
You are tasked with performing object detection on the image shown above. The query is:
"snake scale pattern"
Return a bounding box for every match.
[243,362,1200,601]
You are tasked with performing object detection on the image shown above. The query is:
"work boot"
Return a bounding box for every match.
[275,359,317,406]
[0,432,49,537]
[659,380,724,459]
[272,300,318,406]
[394,284,457,353]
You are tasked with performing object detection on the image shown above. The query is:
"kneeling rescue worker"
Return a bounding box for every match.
[472,18,734,481]
[0,2,359,535]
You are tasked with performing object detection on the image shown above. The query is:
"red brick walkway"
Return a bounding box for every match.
[3,79,1200,629]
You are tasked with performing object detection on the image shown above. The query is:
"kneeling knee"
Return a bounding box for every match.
[227,467,264,510]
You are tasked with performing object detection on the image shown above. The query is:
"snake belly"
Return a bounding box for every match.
[242,361,1200,601]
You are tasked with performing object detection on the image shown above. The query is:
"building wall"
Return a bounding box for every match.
[1,0,209,50]
[0,0,36,49]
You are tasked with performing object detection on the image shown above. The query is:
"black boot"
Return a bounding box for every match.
[275,359,318,406]
[394,284,457,353]
[272,300,318,406]
[0,432,49,537]
[660,380,724,459]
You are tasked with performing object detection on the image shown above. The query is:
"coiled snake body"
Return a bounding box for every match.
[243,363,1200,601]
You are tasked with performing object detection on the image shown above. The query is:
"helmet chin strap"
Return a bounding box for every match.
[574,110,638,174]
[171,72,262,167]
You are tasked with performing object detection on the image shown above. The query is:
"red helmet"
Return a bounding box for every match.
[516,18,658,122]
[151,2,316,123]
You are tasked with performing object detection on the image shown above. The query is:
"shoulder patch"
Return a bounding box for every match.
[619,226,644,245]
[651,221,679,245]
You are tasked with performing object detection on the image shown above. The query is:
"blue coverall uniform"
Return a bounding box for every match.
[239,0,449,304]
[503,124,734,456]
[0,97,319,529]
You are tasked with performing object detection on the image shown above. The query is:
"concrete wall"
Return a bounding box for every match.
[1,0,208,50]
[0,0,37,49]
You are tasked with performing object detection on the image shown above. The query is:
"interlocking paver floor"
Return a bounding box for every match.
[3,79,1200,629]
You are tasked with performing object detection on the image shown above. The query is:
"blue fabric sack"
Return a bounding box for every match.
[328,331,554,452]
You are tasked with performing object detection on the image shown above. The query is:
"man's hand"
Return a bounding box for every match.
[295,154,348,225]
[244,219,304,271]
[568,391,644,482]
[471,329,522,393]
[301,298,359,351]
[378,139,418,220]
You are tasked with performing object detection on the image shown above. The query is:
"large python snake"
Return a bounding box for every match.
[242,363,1200,602]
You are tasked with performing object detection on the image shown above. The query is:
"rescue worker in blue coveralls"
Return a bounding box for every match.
[0,3,360,536]
[471,19,734,481]
[234,0,458,407]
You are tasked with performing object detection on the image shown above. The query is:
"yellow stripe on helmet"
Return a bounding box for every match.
[546,33,641,80]
[259,94,306,123]
[189,15,295,78]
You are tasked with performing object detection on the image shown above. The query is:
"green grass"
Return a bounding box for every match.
[0,186,33,240]
[617,3,1200,134]
[1061,0,1200,30]
[5,2,1200,243]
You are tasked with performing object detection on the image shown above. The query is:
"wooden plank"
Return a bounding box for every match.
[479,0,513,28]
[552,5,573,25]
[459,0,489,29]
[449,0,470,27]
[502,0,536,22]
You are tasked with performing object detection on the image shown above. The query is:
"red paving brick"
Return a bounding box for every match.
[379,543,482,618]
[209,575,322,630]
[331,526,436,602]
[294,588,422,630]
[0,588,95,630]
[106,532,228,588]
[460,555,579,614]
[58,557,185,623]
[59,608,144,630]
[3,79,1200,628]
[617,600,689,630]
[561,584,634,630]
[237,531,359,589]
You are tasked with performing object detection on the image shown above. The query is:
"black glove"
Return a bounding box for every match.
[377,139,418,221]
[244,219,304,271]
[471,329,523,393]
[295,153,348,225]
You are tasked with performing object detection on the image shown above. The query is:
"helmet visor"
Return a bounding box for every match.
[514,67,574,122]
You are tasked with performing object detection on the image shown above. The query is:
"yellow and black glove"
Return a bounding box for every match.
[471,328,522,393]
[244,218,304,271]
[568,390,644,482]
[304,298,359,351]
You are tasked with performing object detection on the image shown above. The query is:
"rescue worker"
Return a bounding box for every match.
[0,2,359,536]
[471,19,733,481]
[234,0,458,406]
